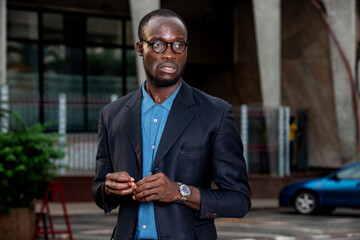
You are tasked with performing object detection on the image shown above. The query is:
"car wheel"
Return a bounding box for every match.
[294,190,318,215]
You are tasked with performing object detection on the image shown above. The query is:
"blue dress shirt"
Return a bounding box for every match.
[134,81,181,240]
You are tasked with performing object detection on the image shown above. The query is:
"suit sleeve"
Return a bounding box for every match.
[91,108,120,213]
[198,104,251,219]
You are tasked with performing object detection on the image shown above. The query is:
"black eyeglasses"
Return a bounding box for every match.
[140,39,189,54]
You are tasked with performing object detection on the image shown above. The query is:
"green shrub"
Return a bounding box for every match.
[0,114,64,214]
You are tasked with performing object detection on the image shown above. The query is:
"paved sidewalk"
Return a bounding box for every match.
[35,198,278,216]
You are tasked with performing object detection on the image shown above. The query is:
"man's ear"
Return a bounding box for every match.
[136,42,143,57]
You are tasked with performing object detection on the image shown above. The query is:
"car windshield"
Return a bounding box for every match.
[336,165,360,180]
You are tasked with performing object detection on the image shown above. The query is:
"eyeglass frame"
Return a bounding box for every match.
[139,39,189,54]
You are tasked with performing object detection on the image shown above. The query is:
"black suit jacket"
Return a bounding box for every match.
[92,82,251,240]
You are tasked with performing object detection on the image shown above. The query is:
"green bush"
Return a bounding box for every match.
[0,114,64,214]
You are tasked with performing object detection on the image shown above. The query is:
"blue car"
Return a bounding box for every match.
[279,162,360,214]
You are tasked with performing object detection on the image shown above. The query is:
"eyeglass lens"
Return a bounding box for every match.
[151,40,187,54]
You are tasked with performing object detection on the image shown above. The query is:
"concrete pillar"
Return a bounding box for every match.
[252,0,281,107]
[322,0,357,165]
[253,0,281,176]
[129,0,160,87]
[0,0,6,86]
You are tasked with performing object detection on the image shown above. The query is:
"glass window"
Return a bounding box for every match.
[337,165,360,180]
[87,47,123,96]
[43,13,64,41]
[87,18,122,45]
[7,10,38,40]
[7,41,39,126]
[6,9,137,132]
[43,45,83,95]
[7,41,39,95]
[43,45,84,130]
[126,49,138,92]
[126,20,134,45]
[86,47,123,131]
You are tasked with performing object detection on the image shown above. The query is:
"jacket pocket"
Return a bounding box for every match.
[179,146,211,183]
[180,145,211,161]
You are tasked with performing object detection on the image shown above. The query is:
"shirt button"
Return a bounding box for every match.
[153,118,158,122]
[142,224,146,229]
[152,145,155,149]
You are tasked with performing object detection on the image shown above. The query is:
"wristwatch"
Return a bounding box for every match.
[175,182,191,203]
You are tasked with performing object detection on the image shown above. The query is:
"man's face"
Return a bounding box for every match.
[137,16,188,87]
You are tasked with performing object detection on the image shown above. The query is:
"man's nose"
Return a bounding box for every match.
[161,43,176,60]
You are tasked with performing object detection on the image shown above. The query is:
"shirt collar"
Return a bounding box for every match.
[141,81,182,113]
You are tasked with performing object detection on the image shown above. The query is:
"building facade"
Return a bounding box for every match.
[1,0,359,172]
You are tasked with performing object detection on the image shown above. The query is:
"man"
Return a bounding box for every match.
[92,9,251,240]
[289,116,298,170]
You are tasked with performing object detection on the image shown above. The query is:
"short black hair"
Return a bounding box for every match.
[138,9,188,40]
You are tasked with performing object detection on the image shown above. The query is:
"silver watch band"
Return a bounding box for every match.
[175,182,190,203]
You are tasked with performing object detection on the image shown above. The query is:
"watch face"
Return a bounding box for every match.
[181,185,190,195]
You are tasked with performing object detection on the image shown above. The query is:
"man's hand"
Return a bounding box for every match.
[132,173,181,203]
[105,172,136,197]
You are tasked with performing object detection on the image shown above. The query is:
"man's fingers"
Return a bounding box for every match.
[135,173,162,187]
[106,181,131,190]
[132,188,158,201]
[135,176,151,187]
[105,172,137,197]
[107,173,134,183]
[132,177,164,200]
[115,175,134,183]
[136,194,158,203]
[132,173,174,202]
[134,179,160,194]
[106,171,135,182]
[108,187,135,197]
[106,182,137,196]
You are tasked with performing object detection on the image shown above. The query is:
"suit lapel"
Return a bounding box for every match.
[153,82,196,167]
[122,89,142,167]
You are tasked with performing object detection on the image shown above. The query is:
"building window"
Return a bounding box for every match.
[6,8,137,132]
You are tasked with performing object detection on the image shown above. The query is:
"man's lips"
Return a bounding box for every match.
[158,62,177,74]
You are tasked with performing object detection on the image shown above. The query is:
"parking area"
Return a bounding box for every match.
[35,200,360,240]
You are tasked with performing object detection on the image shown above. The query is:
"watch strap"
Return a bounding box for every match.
[175,182,190,203]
